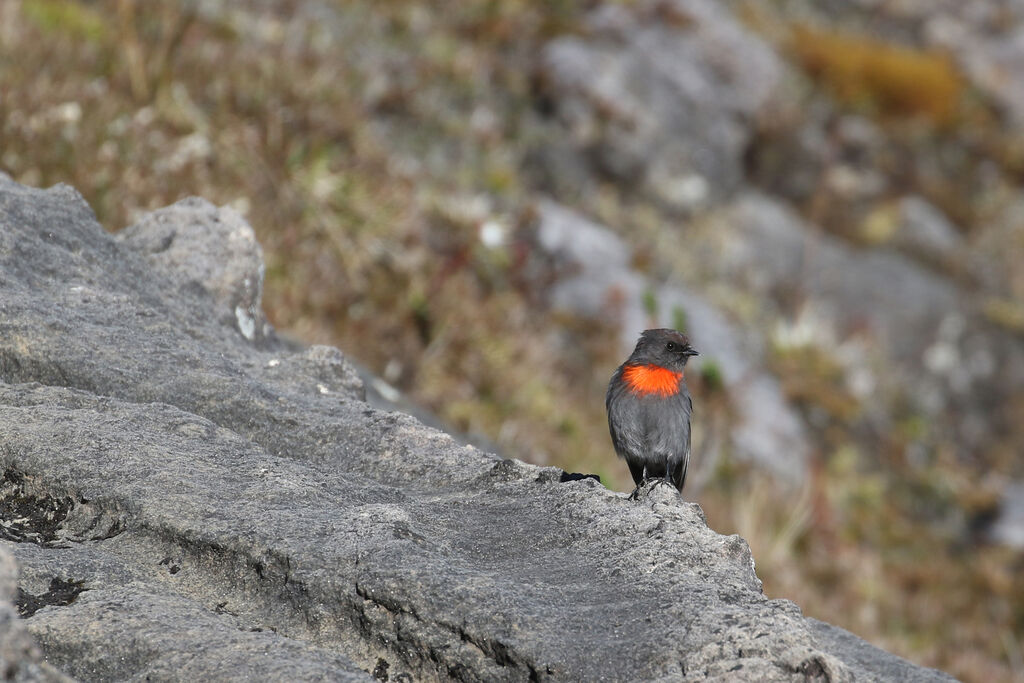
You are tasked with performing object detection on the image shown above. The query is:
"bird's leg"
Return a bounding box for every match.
[651,477,675,491]
[646,464,674,488]
[629,464,675,497]
[646,459,677,492]
[627,465,652,500]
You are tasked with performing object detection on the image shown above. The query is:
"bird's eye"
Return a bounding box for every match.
[666,342,677,351]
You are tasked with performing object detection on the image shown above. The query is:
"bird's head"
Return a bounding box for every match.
[628,328,699,371]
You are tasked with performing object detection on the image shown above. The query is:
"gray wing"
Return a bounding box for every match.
[678,393,693,491]
[606,366,642,461]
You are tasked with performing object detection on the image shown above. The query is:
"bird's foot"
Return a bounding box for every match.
[649,477,678,492]
[628,477,679,501]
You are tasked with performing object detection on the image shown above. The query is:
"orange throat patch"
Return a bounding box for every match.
[622,364,683,397]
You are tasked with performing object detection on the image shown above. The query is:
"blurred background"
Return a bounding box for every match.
[2,0,1023,679]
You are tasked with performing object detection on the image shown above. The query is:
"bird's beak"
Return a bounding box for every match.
[684,347,699,357]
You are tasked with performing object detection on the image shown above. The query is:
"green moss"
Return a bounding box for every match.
[642,288,658,319]
[699,360,724,393]
[23,0,107,43]
[671,305,688,334]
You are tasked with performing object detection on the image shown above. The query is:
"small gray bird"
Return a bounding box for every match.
[606,329,698,496]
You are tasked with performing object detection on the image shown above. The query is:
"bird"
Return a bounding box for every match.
[606,328,698,497]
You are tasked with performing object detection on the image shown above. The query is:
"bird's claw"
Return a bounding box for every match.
[650,477,677,491]
[628,477,678,500]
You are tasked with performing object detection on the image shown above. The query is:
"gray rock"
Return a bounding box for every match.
[0,176,954,681]
[805,619,957,683]
[894,196,964,263]
[720,194,963,359]
[116,196,273,345]
[988,481,1024,549]
[704,193,1024,439]
[537,0,784,211]
[0,546,73,682]
[924,5,1024,129]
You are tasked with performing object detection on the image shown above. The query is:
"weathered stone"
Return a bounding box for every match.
[0,546,72,682]
[893,196,964,263]
[701,193,1024,437]
[0,176,955,681]
[536,0,784,211]
[116,196,273,345]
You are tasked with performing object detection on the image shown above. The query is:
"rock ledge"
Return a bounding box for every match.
[0,177,953,681]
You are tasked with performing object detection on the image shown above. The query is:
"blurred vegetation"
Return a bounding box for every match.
[1,1,1022,680]
[789,25,963,125]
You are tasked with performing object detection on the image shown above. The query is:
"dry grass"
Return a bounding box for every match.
[789,24,964,125]
[707,450,1024,682]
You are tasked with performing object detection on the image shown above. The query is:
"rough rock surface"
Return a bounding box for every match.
[116,196,273,346]
[0,176,955,681]
[0,546,71,682]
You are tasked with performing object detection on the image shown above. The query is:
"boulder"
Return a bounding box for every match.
[535,0,784,212]
[0,176,954,681]
[117,197,273,346]
[703,193,1024,439]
